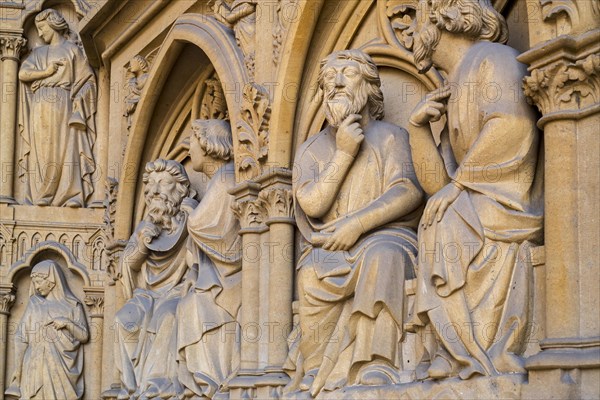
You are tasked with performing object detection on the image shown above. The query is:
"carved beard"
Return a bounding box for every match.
[145,193,180,232]
[413,19,441,74]
[323,84,368,128]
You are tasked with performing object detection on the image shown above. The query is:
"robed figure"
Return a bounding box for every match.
[176,119,242,399]
[6,261,89,400]
[115,159,196,399]
[18,8,96,207]
[407,0,544,380]
[286,50,423,397]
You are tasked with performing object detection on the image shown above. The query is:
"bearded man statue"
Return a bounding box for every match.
[115,159,197,399]
[407,0,543,380]
[286,49,423,397]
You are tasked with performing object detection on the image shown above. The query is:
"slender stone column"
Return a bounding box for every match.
[256,170,295,372]
[230,182,266,378]
[0,285,16,400]
[83,289,105,400]
[0,32,26,204]
[519,28,600,399]
[89,67,111,208]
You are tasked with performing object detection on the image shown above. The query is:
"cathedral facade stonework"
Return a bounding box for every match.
[0,1,598,399]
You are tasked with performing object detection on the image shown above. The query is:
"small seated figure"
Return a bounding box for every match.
[287,49,423,396]
[6,260,89,400]
[176,119,242,398]
[115,159,196,399]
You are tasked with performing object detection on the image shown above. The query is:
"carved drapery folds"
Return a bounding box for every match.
[237,83,271,178]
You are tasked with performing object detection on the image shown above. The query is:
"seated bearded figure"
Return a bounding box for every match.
[286,49,423,397]
[176,119,242,399]
[115,159,196,399]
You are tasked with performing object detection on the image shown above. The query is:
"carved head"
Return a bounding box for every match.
[413,0,508,73]
[143,159,190,231]
[130,55,149,75]
[189,119,233,172]
[30,260,79,305]
[317,49,384,128]
[35,9,69,43]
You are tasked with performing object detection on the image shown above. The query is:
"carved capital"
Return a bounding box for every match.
[258,188,294,224]
[0,291,16,315]
[231,199,266,231]
[83,294,105,317]
[0,34,27,62]
[524,53,600,116]
[236,83,271,179]
[519,30,600,127]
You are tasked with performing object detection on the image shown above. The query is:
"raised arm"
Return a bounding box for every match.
[296,115,364,218]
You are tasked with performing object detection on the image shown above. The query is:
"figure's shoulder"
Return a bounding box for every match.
[295,130,327,159]
[473,42,525,77]
[366,120,409,143]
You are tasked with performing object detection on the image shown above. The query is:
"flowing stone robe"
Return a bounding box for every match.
[412,42,544,378]
[18,40,96,206]
[288,121,422,391]
[14,263,88,399]
[177,163,242,397]
[116,212,189,397]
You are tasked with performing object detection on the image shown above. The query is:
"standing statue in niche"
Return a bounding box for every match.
[407,0,543,380]
[213,0,257,76]
[123,55,149,130]
[5,260,89,400]
[287,49,423,396]
[18,8,97,207]
[115,159,197,399]
[176,119,242,399]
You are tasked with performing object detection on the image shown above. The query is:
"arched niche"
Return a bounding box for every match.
[115,14,249,241]
[5,241,90,387]
[289,0,443,155]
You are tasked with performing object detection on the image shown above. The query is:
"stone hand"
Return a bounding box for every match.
[422,182,462,228]
[44,59,64,77]
[409,85,451,126]
[336,114,364,157]
[47,316,70,330]
[139,223,160,245]
[322,216,363,251]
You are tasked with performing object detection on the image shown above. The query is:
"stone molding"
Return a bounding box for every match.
[519,29,600,128]
[539,0,600,36]
[0,33,26,62]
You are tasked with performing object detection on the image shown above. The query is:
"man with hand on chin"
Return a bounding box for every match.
[287,49,423,397]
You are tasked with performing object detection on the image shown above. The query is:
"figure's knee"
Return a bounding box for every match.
[116,301,144,331]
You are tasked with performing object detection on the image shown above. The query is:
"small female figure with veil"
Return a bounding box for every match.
[5,260,89,399]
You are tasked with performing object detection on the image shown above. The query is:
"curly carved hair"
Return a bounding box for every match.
[317,49,385,121]
[190,119,233,161]
[426,0,508,44]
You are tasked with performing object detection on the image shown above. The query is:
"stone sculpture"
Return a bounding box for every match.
[18,8,96,207]
[176,119,242,398]
[287,49,423,396]
[407,0,543,380]
[123,55,149,129]
[115,159,196,399]
[5,260,89,399]
[214,0,257,76]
